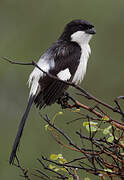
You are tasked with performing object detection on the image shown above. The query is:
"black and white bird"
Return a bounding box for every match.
[9,19,96,164]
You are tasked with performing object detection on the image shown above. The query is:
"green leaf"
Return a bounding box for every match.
[107,135,114,143]
[83,122,89,126]
[54,168,60,172]
[83,121,98,132]
[72,108,80,112]
[57,154,63,158]
[83,121,98,127]
[107,126,112,130]
[103,126,112,135]
[49,164,56,169]
[68,177,73,180]
[84,178,90,180]
[60,167,67,172]
[59,158,67,164]
[58,154,67,164]
[44,124,49,131]
[102,116,109,121]
[86,125,98,132]
[58,111,63,115]
[49,164,60,172]
[103,129,110,135]
[120,140,124,146]
[50,154,59,160]
[104,168,113,173]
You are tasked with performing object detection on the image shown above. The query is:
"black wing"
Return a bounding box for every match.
[34,41,81,109]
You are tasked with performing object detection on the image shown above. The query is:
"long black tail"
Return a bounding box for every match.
[9,94,35,164]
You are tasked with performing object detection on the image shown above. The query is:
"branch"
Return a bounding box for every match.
[1,57,124,117]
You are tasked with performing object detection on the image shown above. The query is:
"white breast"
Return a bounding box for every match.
[71,31,92,84]
[72,44,91,84]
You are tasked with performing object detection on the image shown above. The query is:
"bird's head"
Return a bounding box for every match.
[59,19,96,45]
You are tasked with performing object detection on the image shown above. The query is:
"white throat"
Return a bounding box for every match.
[71,31,92,84]
[71,31,92,46]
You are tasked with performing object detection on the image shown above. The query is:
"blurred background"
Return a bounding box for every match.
[0,0,124,179]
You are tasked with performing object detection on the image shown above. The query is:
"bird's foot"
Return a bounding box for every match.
[57,92,71,109]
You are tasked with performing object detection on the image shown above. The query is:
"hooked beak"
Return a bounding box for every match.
[85,27,96,35]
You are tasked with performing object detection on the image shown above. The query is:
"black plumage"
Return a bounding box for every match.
[34,40,81,108]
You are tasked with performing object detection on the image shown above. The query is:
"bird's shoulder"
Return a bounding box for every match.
[51,40,81,60]
[47,40,82,77]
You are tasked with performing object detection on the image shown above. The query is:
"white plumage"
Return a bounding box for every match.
[57,68,71,81]
[71,31,92,84]
[28,55,55,96]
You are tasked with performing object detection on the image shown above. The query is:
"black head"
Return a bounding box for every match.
[59,19,96,41]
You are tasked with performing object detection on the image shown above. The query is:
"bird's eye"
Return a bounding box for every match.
[88,25,94,29]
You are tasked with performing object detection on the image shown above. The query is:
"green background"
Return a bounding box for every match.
[0,0,124,179]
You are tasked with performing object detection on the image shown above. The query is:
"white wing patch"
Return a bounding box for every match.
[28,56,55,96]
[57,68,71,81]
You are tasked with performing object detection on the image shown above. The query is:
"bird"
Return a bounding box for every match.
[9,19,96,164]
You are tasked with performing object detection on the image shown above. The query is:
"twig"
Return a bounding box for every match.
[37,158,67,179]
[13,156,31,180]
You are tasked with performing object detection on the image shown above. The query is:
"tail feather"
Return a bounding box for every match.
[44,81,64,105]
[34,79,68,109]
[9,94,35,164]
